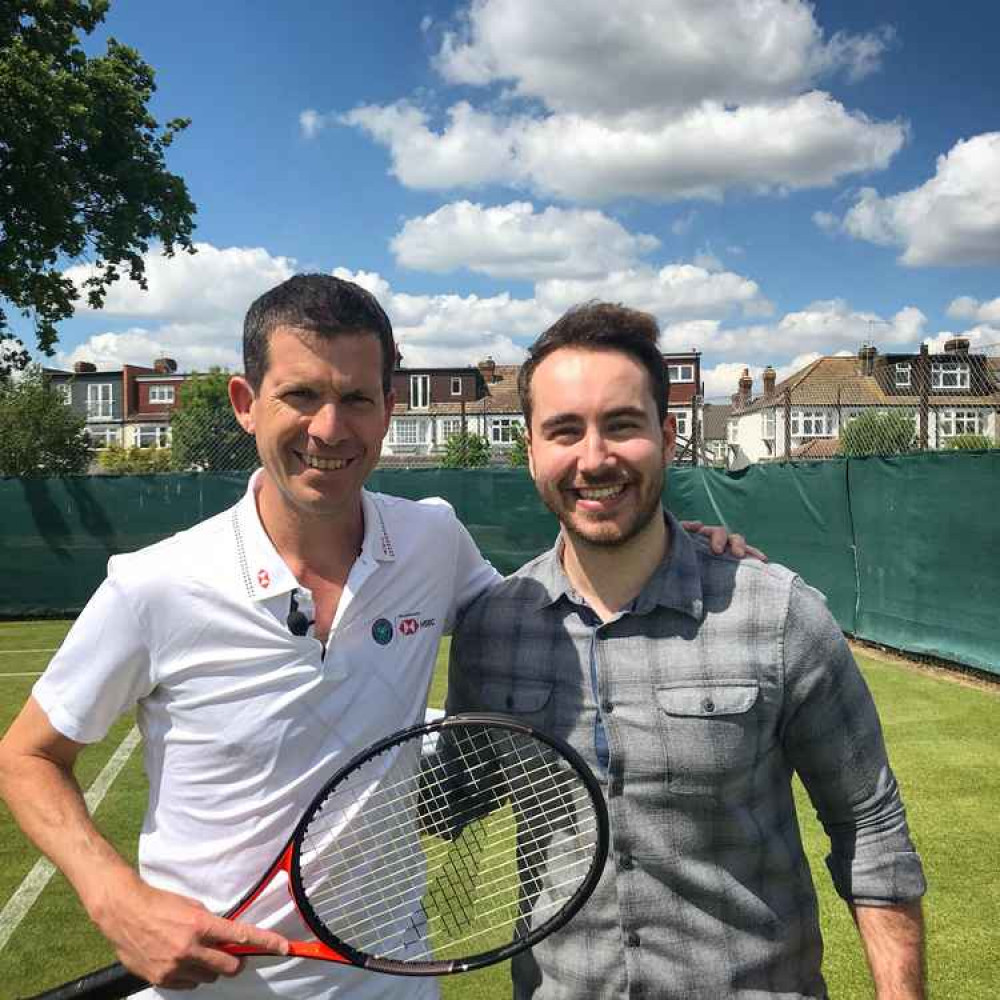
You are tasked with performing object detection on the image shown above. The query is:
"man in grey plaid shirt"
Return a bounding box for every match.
[447,303,926,999]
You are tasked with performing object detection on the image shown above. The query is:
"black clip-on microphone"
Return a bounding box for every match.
[286,588,314,637]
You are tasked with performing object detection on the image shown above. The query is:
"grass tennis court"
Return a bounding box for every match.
[1,622,997,998]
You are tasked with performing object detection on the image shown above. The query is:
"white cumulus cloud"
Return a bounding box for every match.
[64,243,297,320]
[391,201,659,279]
[434,0,892,116]
[336,0,904,203]
[535,264,771,320]
[947,295,1000,324]
[832,132,1000,265]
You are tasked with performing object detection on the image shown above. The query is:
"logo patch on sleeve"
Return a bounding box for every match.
[371,618,394,645]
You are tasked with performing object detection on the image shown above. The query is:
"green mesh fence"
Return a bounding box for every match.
[1,453,997,673]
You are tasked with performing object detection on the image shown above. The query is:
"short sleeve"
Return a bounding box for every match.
[32,573,155,744]
[443,514,502,634]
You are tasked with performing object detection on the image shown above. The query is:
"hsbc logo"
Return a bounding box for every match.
[395,613,436,637]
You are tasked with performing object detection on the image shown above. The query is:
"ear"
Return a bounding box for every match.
[381,388,396,436]
[229,376,257,434]
[661,412,677,467]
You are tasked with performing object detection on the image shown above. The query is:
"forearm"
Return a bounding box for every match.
[850,900,926,1000]
[0,745,138,920]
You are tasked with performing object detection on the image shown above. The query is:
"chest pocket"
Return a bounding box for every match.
[477,678,554,719]
[655,680,759,797]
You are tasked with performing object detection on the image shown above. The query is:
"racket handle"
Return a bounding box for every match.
[22,962,149,1000]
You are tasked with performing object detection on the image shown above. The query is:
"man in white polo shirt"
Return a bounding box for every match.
[0,275,749,998]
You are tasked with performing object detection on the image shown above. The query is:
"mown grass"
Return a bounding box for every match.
[1,625,996,999]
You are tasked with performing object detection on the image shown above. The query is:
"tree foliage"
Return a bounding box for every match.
[169,369,258,471]
[441,430,492,468]
[0,367,91,475]
[0,0,196,357]
[947,433,994,451]
[97,442,171,473]
[839,411,915,457]
[507,422,529,467]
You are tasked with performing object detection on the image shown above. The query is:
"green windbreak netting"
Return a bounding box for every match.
[0,474,249,617]
[848,450,1000,674]
[1,455,997,674]
[367,467,556,576]
[668,460,857,632]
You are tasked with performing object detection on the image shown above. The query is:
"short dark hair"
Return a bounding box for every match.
[243,274,395,392]
[518,302,669,427]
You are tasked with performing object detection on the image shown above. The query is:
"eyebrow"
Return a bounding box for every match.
[538,405,648,434]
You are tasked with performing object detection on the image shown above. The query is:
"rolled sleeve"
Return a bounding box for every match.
[781,577,927,905]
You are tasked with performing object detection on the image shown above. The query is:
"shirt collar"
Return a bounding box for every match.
[530,508,705,621]
[232,470,396,603]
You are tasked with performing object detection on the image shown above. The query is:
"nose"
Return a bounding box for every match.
[577,428,614,475]
[307,400,345,444]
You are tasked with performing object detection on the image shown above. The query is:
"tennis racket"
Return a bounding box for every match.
[25,713,609,999]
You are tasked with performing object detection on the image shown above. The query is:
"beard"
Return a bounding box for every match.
[538,467,665,549]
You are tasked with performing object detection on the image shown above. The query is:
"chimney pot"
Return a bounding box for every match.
[73,361,97,374]
[943,336,970,355]
[152,357,177,374]
[763,366,776,395]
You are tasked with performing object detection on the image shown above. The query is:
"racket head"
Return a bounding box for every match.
[288,713,609,976]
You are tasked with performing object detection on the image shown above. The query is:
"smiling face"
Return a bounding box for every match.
[526,346,676,548]
[229,326,394,526]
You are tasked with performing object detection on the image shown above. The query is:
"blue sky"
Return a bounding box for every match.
[21,0,1000,400]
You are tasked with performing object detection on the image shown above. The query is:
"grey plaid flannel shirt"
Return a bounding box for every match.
[447,511,925,999]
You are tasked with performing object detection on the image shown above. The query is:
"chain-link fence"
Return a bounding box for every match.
[725,341,1000,466]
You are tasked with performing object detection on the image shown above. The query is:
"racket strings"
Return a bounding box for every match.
[297,725,600,962]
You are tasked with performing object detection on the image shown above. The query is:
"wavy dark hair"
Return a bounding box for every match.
[518,302,669,427]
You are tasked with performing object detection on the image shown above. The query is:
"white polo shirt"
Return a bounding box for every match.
[33,471,500,999]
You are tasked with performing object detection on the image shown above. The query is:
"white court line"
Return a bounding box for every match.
[0,672,44,678]
[0,649,58,655]
[0,725,141,953]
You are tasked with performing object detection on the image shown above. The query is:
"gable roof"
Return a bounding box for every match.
[736,354,1000,413]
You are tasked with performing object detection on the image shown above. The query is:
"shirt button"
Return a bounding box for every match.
[619,852,633,870]
[701,697,715,713]
[602,700,614,714]
[626,931,640,948]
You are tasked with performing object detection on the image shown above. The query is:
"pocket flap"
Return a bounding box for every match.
[481,678,554,714]
[656,680,759,717]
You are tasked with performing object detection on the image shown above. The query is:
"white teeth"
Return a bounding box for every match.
[578,485,625,500]
[303,455,347,471]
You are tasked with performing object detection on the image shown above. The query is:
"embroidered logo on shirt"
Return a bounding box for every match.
[371,618,393,645]
[398,616,419,636]
[257,569,271,589]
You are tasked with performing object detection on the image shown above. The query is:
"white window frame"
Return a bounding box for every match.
[931,361,970,390]
[86,427,119,449]
[393,417,420,446]
[762,409,776,440]
[57,383,73,405]
[938,409,981,438]
[673,411,689,438]
[440,417,463,441]
[667,363,695,383]
[87,383,113,419]
[791,409,830,437]
[450,377,462,396]
[149,385,175,404]
[137,425,170,448]
[894,362,911,388]
[410,374,430,409]
[489,417,520,444]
